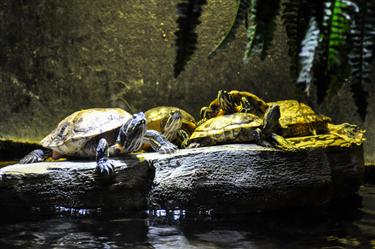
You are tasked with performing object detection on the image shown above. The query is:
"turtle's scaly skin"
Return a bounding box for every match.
[269,100,331,138]
[188,113,263,146]
[285,123,365,149]
[41,108,132,157]
[145,106,196,148]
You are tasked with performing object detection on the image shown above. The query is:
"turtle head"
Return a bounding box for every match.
[263,104,281,135]
[116,112,147,153]
[218,90,236,113]
[163,110,182,140]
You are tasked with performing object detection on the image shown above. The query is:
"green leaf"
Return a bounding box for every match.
[208,0,251,58]
[297,17,320,94]
[174,0,207,78]
[243,0,281,63]
[322,0,359,69]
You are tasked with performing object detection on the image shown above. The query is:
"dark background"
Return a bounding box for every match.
[0,0,374,161]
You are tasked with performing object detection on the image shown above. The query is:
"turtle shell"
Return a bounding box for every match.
[145,106,196,134]
[189,113,263,146]
[41,108,132,156]
[269,100,331,137]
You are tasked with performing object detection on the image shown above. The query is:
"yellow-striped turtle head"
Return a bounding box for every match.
[116,112,147,153]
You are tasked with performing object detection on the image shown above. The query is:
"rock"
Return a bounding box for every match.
[0,157,155,212]
[148,144,364,213]
[0,144,364,213]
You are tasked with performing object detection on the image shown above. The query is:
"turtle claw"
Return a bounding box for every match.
[187,143,200,148]
[95,159,115,176]
[19,149,45,164]
[158,142,178,154]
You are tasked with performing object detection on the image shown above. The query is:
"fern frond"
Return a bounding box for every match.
[281,0,312,77]
[322,0,359,69]
[208,0,250,58]
[296,17,320,94]
[348,0,375,120]
[243,0,281,62]
[174,0,207,78]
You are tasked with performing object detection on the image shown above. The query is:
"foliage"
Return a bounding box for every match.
[208,0,250,58]
[173,0,375,119]
[296,17,320,94]
[348,0,375,120]
[243,0,281,62]
[174,0,207,78]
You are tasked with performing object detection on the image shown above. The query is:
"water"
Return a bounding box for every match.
[0,185,374,249]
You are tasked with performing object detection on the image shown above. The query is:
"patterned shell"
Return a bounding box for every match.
[269,100,331,137]
[40,108,132,153]
[190,113,263,141]
[145,106,196,133]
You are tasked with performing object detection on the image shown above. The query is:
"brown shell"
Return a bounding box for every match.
[41,108,131,155]
[269,100,331,137]
[189,113,263,145]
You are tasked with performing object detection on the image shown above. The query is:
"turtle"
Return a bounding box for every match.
[203,90,331,138]
[144,106,196,148]
[19,108,177,175]
[187,104,293,150]
[268,100,331,138]
[199,90,269,122]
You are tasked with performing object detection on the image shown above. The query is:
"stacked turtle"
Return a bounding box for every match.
[187,90,365,150]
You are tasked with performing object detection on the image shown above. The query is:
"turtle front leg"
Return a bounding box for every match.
[144,130,177,154]
[19,149,52,164]
[177,129,190,149]
[95,138,115,176]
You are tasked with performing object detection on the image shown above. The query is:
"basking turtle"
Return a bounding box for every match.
[145,106,196,148]
[19,108,177,175]
[203,91,331,138]
[269,100,331,138]
[200,90,269,122]
[188,105,293,150]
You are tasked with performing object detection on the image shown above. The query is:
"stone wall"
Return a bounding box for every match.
[0,0,374,161]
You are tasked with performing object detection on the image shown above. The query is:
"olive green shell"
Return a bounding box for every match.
[145,106,196,134]
[41,108,131,156]
[269,100,331,138]
[189,113,263,146]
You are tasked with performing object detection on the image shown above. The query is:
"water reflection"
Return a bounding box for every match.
[0,186,374,249]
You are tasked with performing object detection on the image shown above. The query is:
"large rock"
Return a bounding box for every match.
[0,144,364,213]
[148,144,364,213]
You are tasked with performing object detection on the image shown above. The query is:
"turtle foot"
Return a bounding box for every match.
[187,143,201,148]
[95,159,115,176]
[19,149,46,164]
[158,142,178,154]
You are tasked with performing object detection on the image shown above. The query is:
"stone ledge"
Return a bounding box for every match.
[0,144,364,213]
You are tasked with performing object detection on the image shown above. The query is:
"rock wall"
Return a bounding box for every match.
[0,0,374,161]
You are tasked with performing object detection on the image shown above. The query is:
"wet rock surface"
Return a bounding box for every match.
[0,144,364,212]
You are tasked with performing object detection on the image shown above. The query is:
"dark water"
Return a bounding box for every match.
[0,185,373,249]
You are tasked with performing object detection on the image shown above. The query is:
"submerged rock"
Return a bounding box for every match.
[0,144,364,213]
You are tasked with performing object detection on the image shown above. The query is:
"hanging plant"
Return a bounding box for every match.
[173,0,375,119]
